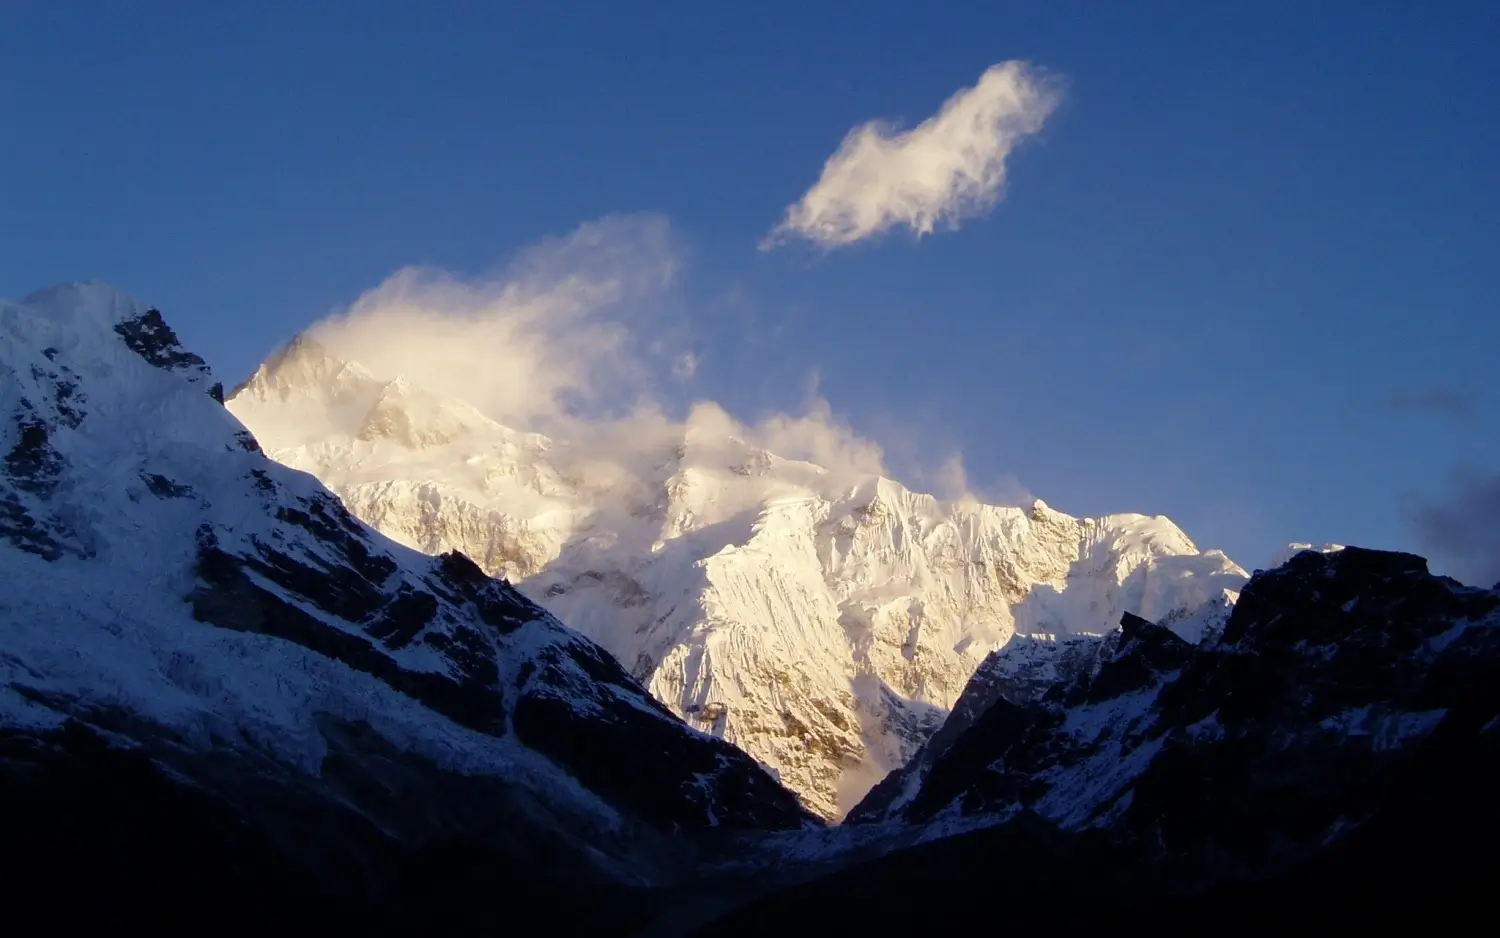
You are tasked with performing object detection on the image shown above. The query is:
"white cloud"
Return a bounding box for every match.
[310,214,683,432]
[931,453,973,502]
[762,61,1059,250]
[749,397,887,480]
[304,213,1023,511]
[904,451,1033,507]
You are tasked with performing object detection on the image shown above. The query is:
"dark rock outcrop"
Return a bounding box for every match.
[112,306,219,397]
[713,548,1500,933]
[853,632,1107,822]
[847,546,1500,890]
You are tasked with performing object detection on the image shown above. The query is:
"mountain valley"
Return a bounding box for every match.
[2,283,1495,933]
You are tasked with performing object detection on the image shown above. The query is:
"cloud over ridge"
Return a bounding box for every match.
[309,214,684,432]
[763,61,1059,250]
[302,214,1006,503]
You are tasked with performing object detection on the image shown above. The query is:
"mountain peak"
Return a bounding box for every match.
[234,332,375,398]
[226,336,390,450]
[263,330,337,371]
[3,287,817,870]
[229,336,1252,818]
[18,281,146,326]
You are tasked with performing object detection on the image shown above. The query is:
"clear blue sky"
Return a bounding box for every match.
[3,0,1497,575]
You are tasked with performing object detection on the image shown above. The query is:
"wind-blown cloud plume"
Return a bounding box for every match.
[762,61,1059,250]
[1408,470,1500,587]
[310,214,683,432]
[301,214,990,500]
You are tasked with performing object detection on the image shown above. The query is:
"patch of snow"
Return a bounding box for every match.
[1185,709,1225,741]
[1268,542,1346,569]
[1036,683,1171,829]
[1320,706,1448,750]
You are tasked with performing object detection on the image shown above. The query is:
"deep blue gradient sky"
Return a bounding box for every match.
[4,1,1497,574]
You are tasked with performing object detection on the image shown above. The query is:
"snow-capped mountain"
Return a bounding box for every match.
[714,546,1500,933]
[9,281,1499,932]
[0,282,815,918]
[851,546,1500,843]
[848,629,1114,822]
[229,334,1248,819]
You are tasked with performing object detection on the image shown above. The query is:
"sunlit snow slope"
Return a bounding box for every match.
[230,334,1247,819]
[0,283,812,868]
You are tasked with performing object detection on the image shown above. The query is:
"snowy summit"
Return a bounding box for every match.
[229,330,1248,818]
[0,283,815,868]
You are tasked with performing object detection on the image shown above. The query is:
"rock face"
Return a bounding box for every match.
[849,630,1111,822]
[850,546,1500,885]
[228,336,1248,819]
[0,282,815,911]
[705,546,1500,934]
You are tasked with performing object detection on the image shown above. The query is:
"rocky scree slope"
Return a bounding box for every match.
[228,335,1248,819]
[0,283,815,925]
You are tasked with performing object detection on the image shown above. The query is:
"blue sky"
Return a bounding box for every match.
[3,0,1497,577]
